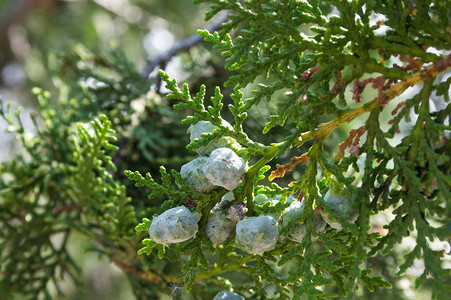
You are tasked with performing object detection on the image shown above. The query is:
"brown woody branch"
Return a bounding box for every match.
[296,54,451,145]
[141,11,231,79]
[113,258,175,286]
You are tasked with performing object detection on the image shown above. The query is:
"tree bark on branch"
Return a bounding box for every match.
[141,11,230,79]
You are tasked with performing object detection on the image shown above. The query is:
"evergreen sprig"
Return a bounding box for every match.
[129,0,450,299]
[0,97,137,298]
[2,0,451,299]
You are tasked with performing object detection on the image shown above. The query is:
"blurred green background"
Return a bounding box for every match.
[0,1,212,299]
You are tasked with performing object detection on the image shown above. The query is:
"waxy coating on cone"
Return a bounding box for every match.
[180,156,218,193]
[149,206,200,245]
[282,201,326,242]
[235,215,279,255]
[203,148,247,190]
[321,189,359,230]
[206,206,236,247]
[212,291,245,300]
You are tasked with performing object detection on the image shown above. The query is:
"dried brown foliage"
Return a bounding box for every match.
[336,126,367,159]
[269,153,310,180]
[330,70,343,95]
[393,56,424,72]
[301,66,321,80]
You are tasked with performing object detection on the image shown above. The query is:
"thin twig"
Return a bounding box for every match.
[298,54,451,144]
[141,11,231,79]
[113,257,176,286]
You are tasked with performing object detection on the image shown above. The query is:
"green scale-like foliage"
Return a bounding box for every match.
[0,44,197,299]
[0,92,135,297]
[1,0,451,299]
[127,0,451,299]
